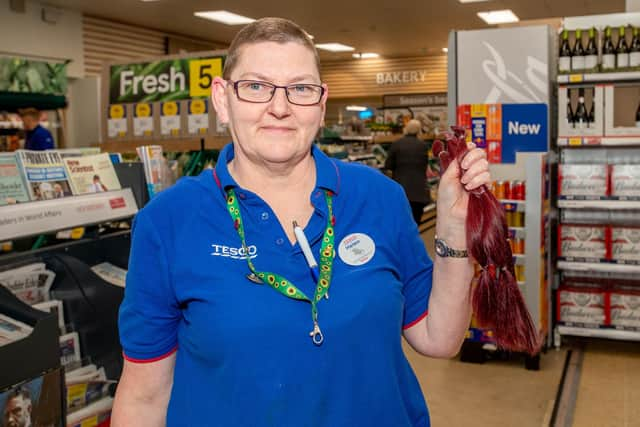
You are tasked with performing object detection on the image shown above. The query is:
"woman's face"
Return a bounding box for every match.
[212,41,327,166]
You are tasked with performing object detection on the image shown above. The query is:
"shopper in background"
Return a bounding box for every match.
[384,119,431,225]
[113,17,490,427]
[17,108,54,151]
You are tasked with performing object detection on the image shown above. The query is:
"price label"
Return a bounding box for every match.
[568,137,583,146]
[569,74,583,83]
[189,58,223,98]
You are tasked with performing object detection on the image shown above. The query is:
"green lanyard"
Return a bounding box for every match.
[225,188,335,345]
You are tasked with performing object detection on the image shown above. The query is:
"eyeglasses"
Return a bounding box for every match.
[228,80,325,106]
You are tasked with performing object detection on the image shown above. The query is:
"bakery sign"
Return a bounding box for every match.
[376,70,427,85]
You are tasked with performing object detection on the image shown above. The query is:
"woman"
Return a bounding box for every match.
[384,119,431,225]
[113,17,490,427]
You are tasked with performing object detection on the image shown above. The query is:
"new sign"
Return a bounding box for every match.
[109,55,225,104]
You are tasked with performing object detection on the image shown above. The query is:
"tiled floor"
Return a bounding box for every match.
[572,340,640,427]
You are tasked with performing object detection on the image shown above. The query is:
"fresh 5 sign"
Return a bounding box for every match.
[501,103,547,163]
[109,56,224,104]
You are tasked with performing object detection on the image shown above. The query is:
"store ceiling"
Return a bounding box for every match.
[46,0,624,59]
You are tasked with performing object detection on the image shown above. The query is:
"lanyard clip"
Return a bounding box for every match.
[309,322,324,346]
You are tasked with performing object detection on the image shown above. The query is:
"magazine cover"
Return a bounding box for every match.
[59,331,81,368]
[64,153,122,195]
[0,153,30,205]
[0,370,64,427]
[15,150,72,201]
[136,145,164,198]
[90,262,127,288]
[33,299,65,331]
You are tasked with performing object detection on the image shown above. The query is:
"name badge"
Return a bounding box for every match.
[338,233,375,266]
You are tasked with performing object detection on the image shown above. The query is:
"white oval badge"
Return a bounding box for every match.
[338,233,376,266]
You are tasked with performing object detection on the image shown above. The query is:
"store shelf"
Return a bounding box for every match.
[557,260,640,274]
[509,226,526,232]
[557,325,640,342]
[499,199,526,204]
[0,189,138,241]
[557,199,640,209]
[558,136,640,147]
[100,136,230,153]
[558,71,640,84]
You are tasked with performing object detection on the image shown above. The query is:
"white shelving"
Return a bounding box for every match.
[0,189,138,241]
[557,260,640,274]
[558,71,640,84]
[557,136,640,147]
[557,326,640,342]
[557,199,640,209]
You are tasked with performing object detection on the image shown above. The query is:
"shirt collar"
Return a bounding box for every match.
[212,143,340,196]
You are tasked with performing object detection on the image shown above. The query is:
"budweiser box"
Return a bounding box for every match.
[611,164,640,199]
[610,287,640,331]
[558,164,608,198]
[557,284,607,328]
[558,224,610,261]
[611,227,640,264]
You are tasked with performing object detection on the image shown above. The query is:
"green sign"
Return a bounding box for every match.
[109,56,225,104]
[0,57,68,95]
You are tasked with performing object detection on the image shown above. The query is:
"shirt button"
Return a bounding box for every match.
[261,212,269,220]
[276,238,284,245]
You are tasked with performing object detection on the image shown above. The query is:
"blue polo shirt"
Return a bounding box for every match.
[119,143,434,427]
[24,124,54,150]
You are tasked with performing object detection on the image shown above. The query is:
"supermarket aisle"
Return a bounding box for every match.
[571,340,640,427]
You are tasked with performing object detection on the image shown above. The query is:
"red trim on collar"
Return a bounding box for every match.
[212,168,222,189]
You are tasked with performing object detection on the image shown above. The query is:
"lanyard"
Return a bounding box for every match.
[225,188,335,345]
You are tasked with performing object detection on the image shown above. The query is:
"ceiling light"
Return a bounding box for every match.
[346,105,367,112]
[352,52,380,59]
[477,9,519,25]
[315,43,355,52]
[442,47,448,53]
[194,10,255,25]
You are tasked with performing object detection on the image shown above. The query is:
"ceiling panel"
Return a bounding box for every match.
[42,0,626,59]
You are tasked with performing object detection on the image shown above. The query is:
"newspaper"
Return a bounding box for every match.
[136,145,164,198]
[33,299,65,331]
[0,269,55,305]
[64,153,122,195]
[90,262,127,288]
[0,313,33,346]
[66,396,113,427]
[59,331,81,368]
[15,150,73,200]
[66,378,114,414]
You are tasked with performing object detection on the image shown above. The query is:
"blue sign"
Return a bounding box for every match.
[471,117,486,148]
[500,103,548,163]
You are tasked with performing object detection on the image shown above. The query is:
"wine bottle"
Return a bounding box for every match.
[587,88,595,127]
[584,27,598,71]
[616,25,630,69]
[602,26,616,71]
[559,29,572,73]
[571,29,585,71]
[574,88,588,130]
[566,89,575,128]
[630,26,640,68]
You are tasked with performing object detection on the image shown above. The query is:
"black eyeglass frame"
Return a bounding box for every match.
[228,79,325,106]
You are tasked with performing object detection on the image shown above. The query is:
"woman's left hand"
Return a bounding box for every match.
[435,144,491,242]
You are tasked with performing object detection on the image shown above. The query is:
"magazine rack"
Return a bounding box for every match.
[0,286,61,390]
[0,188,138,241]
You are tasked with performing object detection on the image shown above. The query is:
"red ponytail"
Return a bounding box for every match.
[433,127,540,355]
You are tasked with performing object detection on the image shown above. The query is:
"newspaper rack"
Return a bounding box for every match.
[0,286,61,390]
[0,189,138,241]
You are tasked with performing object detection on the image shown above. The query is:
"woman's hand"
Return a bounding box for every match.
[435,144,491,246]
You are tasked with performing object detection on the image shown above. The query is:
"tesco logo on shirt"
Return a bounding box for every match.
[210,244,257,260]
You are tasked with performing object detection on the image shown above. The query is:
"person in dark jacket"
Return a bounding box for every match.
[18,108,54,151]
[384,119,430,225]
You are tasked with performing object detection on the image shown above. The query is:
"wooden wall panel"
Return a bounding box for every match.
[321,55,448,99]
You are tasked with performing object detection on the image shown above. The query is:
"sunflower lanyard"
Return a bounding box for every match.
[225,188,335,346]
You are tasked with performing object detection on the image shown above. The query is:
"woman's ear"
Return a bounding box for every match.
[211,77,230,124]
